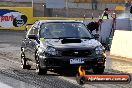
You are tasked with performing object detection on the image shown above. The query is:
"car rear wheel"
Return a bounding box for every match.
[35,55,47,75]
[21,52,31,69]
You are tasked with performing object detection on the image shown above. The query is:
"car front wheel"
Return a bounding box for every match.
[35,54,47,75]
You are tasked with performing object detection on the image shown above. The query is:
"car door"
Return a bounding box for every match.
[28,22,40,62]
[22,37,31,59]
[24,26,34,60]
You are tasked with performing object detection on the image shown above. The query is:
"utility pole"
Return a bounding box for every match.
[32,0,34,16]
[66,0,69,17]
[32,0,34,8]
[43,4,45,16]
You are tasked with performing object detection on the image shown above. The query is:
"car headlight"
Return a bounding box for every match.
[95,46,103,54]
[38,47,44,52]
[46,46,60,56]
[38,46,45,55]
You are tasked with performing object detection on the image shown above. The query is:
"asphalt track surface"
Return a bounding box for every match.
[0,30,131,88]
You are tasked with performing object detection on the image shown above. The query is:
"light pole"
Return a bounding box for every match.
[43,4,45,16]
[32,0,34,8]
[32,0,34,16]
[66,0,69,17]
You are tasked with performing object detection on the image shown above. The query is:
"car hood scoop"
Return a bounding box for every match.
[41,39,102,49]
[61,39,81,44]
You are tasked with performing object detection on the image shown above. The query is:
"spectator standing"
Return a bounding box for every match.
[86,19,103,34]
[102,8,110,19]
[125,1,131,10]
[111,12,116,36]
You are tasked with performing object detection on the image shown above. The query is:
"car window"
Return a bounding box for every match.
[39,22,92,39]
[76,24,91,37]
[28,21,39,35]
[28,26,38,35]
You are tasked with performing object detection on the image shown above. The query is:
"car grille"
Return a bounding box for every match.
[62,50,92,57]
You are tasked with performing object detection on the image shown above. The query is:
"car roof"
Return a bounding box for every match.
[38,20,83,24]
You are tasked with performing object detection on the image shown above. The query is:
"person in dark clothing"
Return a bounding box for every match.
[130,5,132,13]
[86,19,103,34]
[102,8,109,19]
[125,1,131,10]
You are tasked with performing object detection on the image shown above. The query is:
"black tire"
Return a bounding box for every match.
[93,67,104,74]
[21,52,31,69]
[35,54,47,75]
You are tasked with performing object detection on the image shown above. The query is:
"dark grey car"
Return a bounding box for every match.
[21,20,106,75]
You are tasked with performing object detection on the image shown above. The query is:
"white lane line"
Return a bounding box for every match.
[0,82,13,88]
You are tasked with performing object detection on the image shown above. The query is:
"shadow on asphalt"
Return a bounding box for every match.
[49,69,94,77]
[46,69,131,77]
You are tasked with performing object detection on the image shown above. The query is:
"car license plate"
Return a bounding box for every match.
[70,58,84,64]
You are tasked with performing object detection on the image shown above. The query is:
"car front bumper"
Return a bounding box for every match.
[39,54,106,70]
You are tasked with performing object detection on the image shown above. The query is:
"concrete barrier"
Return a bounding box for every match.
[110,30,132,60]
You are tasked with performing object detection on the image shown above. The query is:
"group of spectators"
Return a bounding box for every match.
[87,0,132,35]
[86,7,117,35]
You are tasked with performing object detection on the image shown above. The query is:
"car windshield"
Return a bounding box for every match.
[40,22,93,39]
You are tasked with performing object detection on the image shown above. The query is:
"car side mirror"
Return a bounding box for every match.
[28,34,38,40]
[94,34,99,39]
